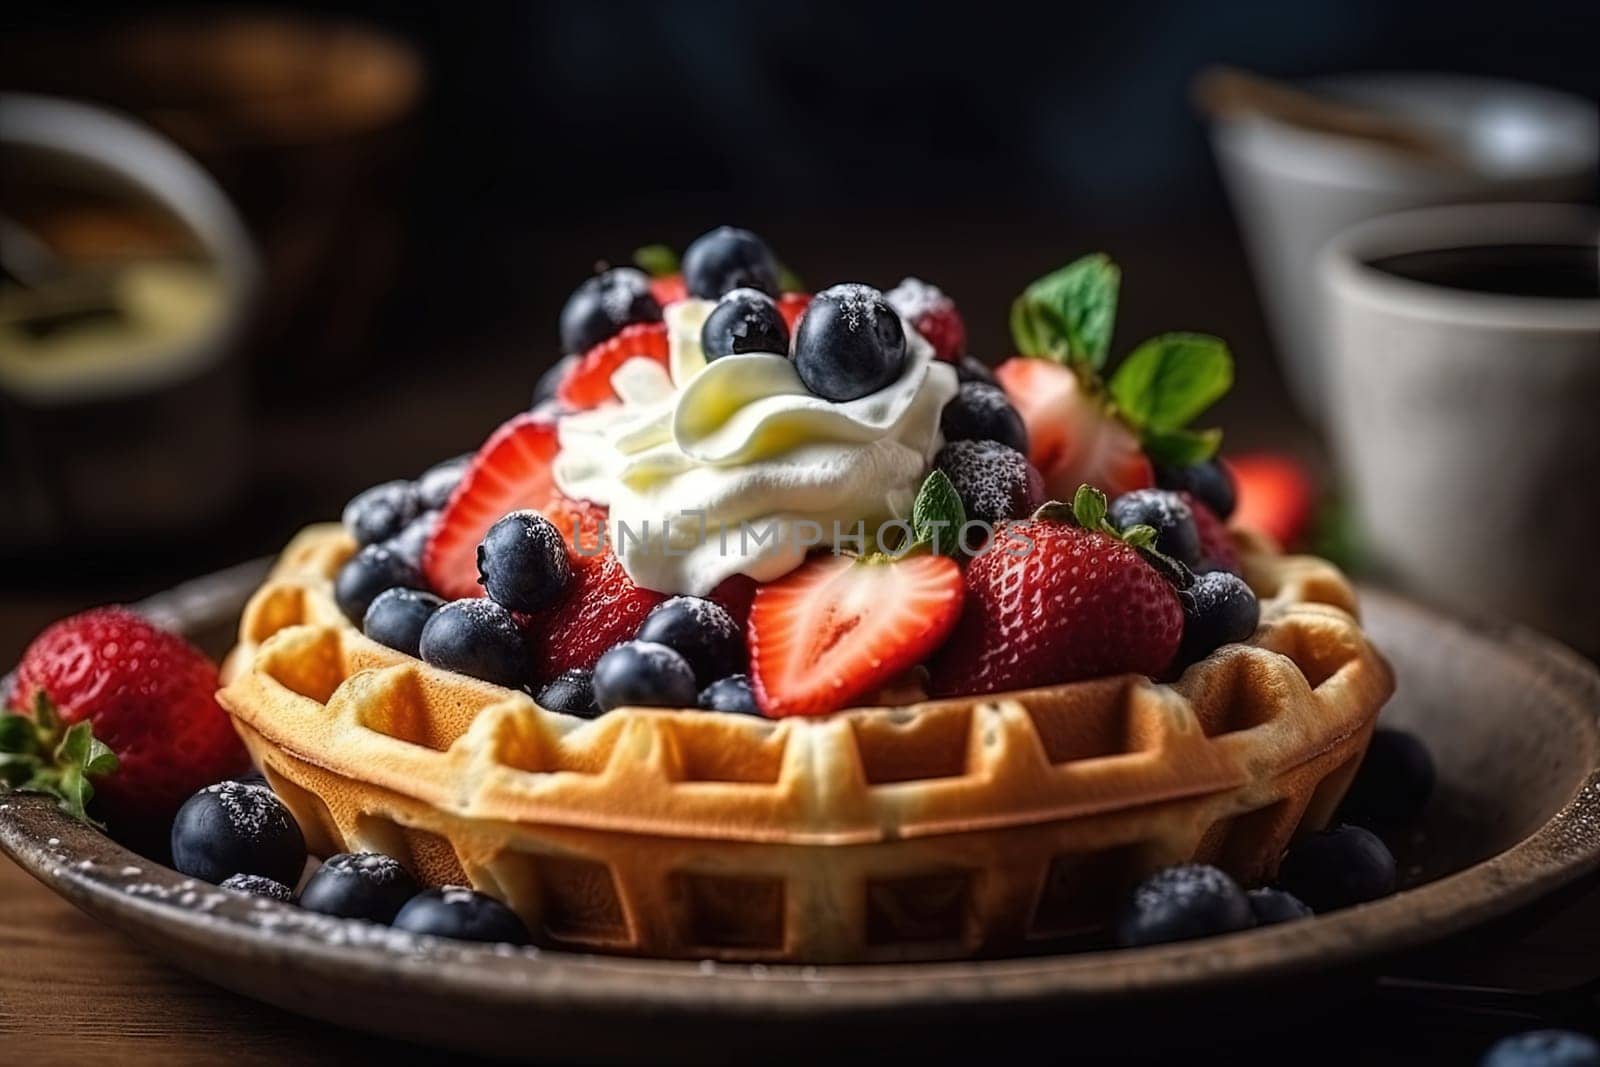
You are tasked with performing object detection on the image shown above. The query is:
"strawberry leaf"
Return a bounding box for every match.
[0,696,117,828]
[632,244,679,278]
[1142,425,1224,466]
[1070,484,1109,531]
[1108,332,1233,433]
[911,470,967,557]
[1010,254,1120,372]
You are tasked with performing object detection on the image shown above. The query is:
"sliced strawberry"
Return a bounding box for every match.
[776,291,811,335]
[1228,453,1316,549]
[523,549,666,684]
[422,414,607,601]
[749,553,964,718]
[1181,491,1241,574]
[995,357,1153,501]
[649,273,687,306]
[557,322,671,410]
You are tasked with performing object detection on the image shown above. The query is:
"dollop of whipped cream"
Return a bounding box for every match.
[552,299,958,596]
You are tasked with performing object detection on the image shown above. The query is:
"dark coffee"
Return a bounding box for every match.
[1369,244,1600,299]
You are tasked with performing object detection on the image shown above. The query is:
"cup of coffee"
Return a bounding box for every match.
[1320,203,1600,655]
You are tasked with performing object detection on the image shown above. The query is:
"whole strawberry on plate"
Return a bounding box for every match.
[3,607,248,826]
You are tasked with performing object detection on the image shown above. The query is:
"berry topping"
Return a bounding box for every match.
[939,381,1029,455]
[170,780,306,887]
[392,886,531,945]
[558,266,661,355]
[649,272,688,306]
[933,440,1043,525]
[776,291,812,334]
[682,226,780,298]
[1155,458,1236,520]
[536,668,599,719]
[335,543,424,625]
[592,640,699,712]
[995,357,1153,500]
[1483,1031,1600,1067]
[384,510,439,569]
[698,674,761,716]
[1182,492,1240,575]
[531,354,577,409]
[477,510,572,613]
[930,490,1184,698]
[1108,489,1201,566]
[362,587,444,658]
[556,321,672,410]
[793,283,908,402]
[342,480,422,547]
[1339,727,1435,829]
[423,413,607,601]
[635,596,744,687]
[1247,887,1313,925]
[298,852,419,923]
[1229,452,1315,549]
[5,608,247,822]
[954,354,997,385]
[886,277,966,362]
[1114,864,1255,947]
[221,873,296,903]
[523,549,666,684]
[419,598,532,690]
[700,288,790,360]
[1177,570,1260,666]
[416,454,470,512]
[749,553,964,718]
[1277,823,1397,913]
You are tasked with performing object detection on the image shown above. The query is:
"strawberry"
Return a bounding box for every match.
[1181,491,1241,574]
[748,553,964,718]
[1227,453,1315,549]
[776,291,811,335]
[886,277,966,362]
[708,573,759,634]
[930,493,1183,698]
[995,357,1153,501]
[556,321,671,410]
[4,608,248,824]
[523,549,666,683]
[649,272,687,307]
[423,414,607,601]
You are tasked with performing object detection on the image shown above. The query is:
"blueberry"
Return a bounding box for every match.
[592,640,698,712]
[1246,887,1312,925]
[954,355,996,385]
[701,288,790,360]
[938,381,1028,455]
[682,226,780,299]
[221,873,296,903]
[1482,1031,1600,1067]
[532,353,577,408]
[1115,864,1255,947]
[1109,489,1202,566]
[1155,459,1236,520]
[363,587,445,658]
[934,440,1043,527]
[698,674,762,715]
[1277,824,1397,912]
[477,510,572,613]
[1178,570,1260,664]
[419,598,531,689]
[416,454,469,511]
[793,283,908,402]
[298,852,419,923]
[342,480,422,547]
[392,886,530,945]
[334,543,423,624]
[170,781,306,887]
[635,597,743,687]
[559,267,661,354]
[1339,727,1436,829]
[537,668,599,718]
[384,509,438,569]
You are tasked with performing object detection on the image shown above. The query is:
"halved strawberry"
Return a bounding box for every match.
[557,322,671,410]
[1227,453,1316,549]
[749,553,964,718]
[422,414,607,601]
[649,273,687,306]
[776,291,811,334]
[523,549,666,683]
[995,357,1153,500]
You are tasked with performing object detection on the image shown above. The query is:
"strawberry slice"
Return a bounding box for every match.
[523,549,666,684]
[995,356,1153,500]
[749,553,964,718]
[422,414,607,601]
[649,273,687,306]
[557,322,671,410]
[1227,453,1316,549]
[776,292,811,335]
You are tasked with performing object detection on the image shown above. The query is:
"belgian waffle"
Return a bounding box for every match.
[219,524,1392,962]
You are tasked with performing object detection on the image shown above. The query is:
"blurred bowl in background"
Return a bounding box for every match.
[1211,73,1598,425]
[0,93,258,553]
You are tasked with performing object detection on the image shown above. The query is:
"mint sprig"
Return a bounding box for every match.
[1010,253,1120,372]
[910,469,967,557]
[0,692,119,827]
[633,244,680,278]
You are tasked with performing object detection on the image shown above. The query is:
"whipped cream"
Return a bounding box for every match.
[552,299,958,596]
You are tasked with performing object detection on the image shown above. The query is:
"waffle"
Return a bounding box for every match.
[219,523,1392,962]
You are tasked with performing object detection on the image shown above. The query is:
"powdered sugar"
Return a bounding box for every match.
[886,276,947,320]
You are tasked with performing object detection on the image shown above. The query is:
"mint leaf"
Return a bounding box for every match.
[1142,425,1223,466]
[1108,332,1232,432]
[1010,254,1120,371]
[777,262,805,293]
[912,470,966,557]
[633,244,679,278]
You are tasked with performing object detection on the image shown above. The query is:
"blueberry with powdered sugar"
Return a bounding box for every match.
[794,283,908,402]
[298,852,419,923]
[364,587,445,658]
[559,267,661,354]
[635,597,743,687]
[334,543,424,624]
[416,454,470,511]
[221,873,296,903]
[682,226,780,299]
[419,598,531,689]
[592,640,698,712]
[698,674,762,716]
[537,668,599,718]
[392,886,530,944]
[934,440,1044,526]
[938,381,1028,455]
[170,780,306,887]
[701,288,789,360]
[384,509,439,569]
[342,480,422,546]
